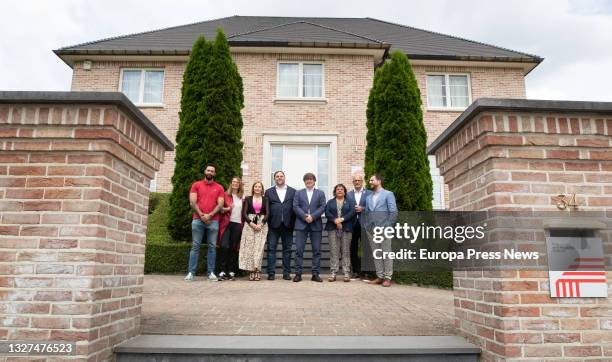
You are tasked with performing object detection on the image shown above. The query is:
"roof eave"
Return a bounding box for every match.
[54,42,391,68]
[407,53,543,75]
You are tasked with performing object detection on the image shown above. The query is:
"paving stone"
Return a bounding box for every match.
[142,274,455,336]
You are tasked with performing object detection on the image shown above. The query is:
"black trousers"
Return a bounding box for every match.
[218,222,242,275]
[350,219,362,274]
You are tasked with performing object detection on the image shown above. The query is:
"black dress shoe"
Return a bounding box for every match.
[311,274,323,282]
[267,274,275,280]
[283,274,291,280]
[293,274,302,282]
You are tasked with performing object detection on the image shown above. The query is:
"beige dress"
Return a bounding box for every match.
[238,196,269,272]
[238,214,268,271]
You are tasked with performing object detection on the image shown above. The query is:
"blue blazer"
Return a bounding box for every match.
[364,188,398,227]
[324,198,356,232]
[346,189,370,225]
[264,186,296,230]
[292,188,326,231]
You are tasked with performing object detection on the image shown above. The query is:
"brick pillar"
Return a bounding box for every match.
[0,92,173,361]
[430,99,611,360]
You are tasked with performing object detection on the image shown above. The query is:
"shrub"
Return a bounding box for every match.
[365,51,449,287]
[167,29,244,241]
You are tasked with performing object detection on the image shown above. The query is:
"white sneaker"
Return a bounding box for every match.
[218,271,226,280]
[208,273,218,282]
[229,272,235,278]
[184,272,194,282]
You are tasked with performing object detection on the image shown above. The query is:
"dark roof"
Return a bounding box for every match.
[427,98,612,155]
[0,91,174,151]
[55,16,542,65]
[228,21,387,48]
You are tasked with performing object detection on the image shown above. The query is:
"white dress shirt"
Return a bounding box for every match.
[306,188,314,204]
[275,184,287,203]
[354,188,364,205]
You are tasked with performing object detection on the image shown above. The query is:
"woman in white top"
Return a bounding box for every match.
[217,177,244,281]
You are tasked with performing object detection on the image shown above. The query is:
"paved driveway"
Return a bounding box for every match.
[142,274,455,336]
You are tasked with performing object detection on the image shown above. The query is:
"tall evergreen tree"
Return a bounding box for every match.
[168,29,244,240]
[364,67,382,176]
[364,51,432,211]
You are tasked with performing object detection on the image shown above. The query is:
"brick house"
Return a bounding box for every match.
[54,16,542,208]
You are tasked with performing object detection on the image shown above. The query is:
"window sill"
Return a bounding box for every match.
[134,103,165,108]
[426,107,467,112]
[274,98,327,105]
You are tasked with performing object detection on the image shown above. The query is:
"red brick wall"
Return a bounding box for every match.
[434,111,612,360]
[0,102,166,361]
[70,57,526,193]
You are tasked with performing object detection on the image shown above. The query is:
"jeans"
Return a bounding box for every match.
[188,219,219,275]
[266,225,294,276]
[294,226,322,275]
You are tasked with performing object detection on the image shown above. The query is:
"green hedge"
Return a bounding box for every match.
[393,271,453,289]
[145,240,207,274]
[145,192,206,274]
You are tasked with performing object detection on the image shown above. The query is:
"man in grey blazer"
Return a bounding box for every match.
[364,173,398,287]
[292,173,327,282]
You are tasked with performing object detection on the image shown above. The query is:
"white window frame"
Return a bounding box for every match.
[119,68,165,107]
[276,62,325,100]
[428,155,445,210]
[426,73,471,111]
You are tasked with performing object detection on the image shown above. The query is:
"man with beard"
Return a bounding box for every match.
[185,164,225,282]
[264,171,296,281]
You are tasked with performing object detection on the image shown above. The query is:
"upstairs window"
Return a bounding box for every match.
[426,74,470,109]
[277,62,324,99]
[120,69,165,105]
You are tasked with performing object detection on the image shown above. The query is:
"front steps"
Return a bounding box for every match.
[115,335,480,361]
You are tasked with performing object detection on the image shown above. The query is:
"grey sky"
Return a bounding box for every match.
[1,0,611,101]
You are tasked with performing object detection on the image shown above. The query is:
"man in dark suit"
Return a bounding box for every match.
[346,171,371,279]
[264,171,296,280]
[292,172,326,282]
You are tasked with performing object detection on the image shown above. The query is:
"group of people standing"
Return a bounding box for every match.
[184,163,397,287]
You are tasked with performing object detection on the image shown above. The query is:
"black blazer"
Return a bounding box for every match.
[324,197,356,232]
[242,196,269,225]
[264,186,296,230]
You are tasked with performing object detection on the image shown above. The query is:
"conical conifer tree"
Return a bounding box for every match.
[168,30,244,240]
[364,50,432,211]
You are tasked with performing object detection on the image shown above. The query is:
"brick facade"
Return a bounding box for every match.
[432,102,612,360]
[0,95,170,361]
[70,55,526,193]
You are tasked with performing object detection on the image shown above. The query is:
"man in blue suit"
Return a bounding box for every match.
[264,171,296,281]
[346,171,370,279]
[292,172,326,282]
[364,173,398,287]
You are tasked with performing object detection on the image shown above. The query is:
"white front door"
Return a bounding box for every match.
[269,143,331,198]
[284,145,317,191]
